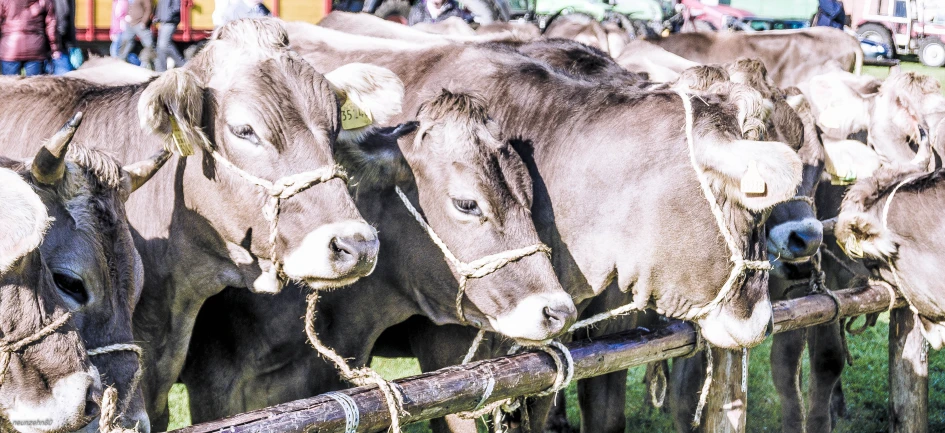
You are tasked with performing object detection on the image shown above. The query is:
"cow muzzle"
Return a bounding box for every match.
[6,368,102,433]
[281,221,380,290]
[767,217,824,264]
[487,292,577,345]
[697,298,772,348]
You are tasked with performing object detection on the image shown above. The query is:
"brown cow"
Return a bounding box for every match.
[648,27,863,88]
[0,169,95,433]
[837,166,945,349]
[0,18,404,431]
[182,90,576,421]
[2,116,170,432]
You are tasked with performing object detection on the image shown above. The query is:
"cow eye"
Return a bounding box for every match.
[53,273,88,304]
[452,198,482,216]
[228,124,258,142]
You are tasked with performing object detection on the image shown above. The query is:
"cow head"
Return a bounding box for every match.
[0,168,101,433]
[337,91,576,344]
[835,167,945,348]
[4,115,170,432]
[137,18,406,294]
[809,71,945,170]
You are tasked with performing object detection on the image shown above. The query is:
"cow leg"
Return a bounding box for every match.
[577,371,626,433]
[805,322,845,433]
[830,380,847,423]
[771,329,806,433]
[410,322,483,433]
[668,355,705,433]
[544,392,573,433]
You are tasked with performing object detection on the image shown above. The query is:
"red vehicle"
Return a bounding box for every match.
[678,0,753,31]
[852,0,945,67]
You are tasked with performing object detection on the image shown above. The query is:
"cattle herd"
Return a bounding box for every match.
[0,11,942,433]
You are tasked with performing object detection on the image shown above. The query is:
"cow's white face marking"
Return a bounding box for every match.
[487,292,576,344]
[697,297,772,348]
[5,368,99,433]
[281,221,380,290]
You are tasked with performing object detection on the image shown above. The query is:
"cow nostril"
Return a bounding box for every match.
[329,237,353,257]
[787,232,810,256]
[84,390,100,419]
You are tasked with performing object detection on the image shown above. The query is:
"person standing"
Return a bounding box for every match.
[153,0,184,72]
[109,0,128,57]
[51,0,75,74]
[814,0,846,29]
[0,0,59,76]
[115,0,153,68]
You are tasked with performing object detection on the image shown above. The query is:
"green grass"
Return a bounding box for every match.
[165,59,945,432]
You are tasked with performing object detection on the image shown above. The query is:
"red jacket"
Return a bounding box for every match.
[0,0,58,62]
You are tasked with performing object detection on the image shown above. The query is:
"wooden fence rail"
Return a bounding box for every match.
[171,285,909,433]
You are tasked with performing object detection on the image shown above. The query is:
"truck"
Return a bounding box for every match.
[847,0,945,67]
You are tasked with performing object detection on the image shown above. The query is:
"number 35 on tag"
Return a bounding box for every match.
[341,98,373,130]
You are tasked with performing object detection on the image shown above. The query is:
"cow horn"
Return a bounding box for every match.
[123,149,172,194]
[32,112,83,185]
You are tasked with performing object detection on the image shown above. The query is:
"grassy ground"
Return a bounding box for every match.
[164,59,945,432]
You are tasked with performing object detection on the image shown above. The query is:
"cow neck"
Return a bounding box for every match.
[202,147,348,287]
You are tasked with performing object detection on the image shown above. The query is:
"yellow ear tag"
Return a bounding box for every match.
[168,117,194,156]
[818,103,844,130]
[740,160,767,195]
[840,234,864,258]
[340,97,373,130]
[830,168,857,186]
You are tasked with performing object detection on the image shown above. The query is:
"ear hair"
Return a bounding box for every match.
[834,210,898,260]
[709,82,767,140]
[0,169,50,274]
[698,139,803,211]
[138,68,211,156]
[495,145,533,210]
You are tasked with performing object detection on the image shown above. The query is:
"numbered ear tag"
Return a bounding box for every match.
[168,116,194,156]
[831,168,858,186]
[340,98,373,130]
[740,160,767,195]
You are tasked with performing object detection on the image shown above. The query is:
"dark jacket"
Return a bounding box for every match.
[408,0,472,26]
[0,0,59,61]
[126,0,152,27]
[814,0,845,29]
[154,0,180,24]
[53,0,74,49]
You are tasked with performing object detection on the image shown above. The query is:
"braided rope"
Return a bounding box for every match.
[393,186,551,323]
[0,312,72,385]
[691,343,714,427]
[87,343,144,424]
[208,149,348,282]
[305,292,406,432]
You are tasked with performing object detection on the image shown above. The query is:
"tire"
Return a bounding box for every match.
[857,23,896,57]
[919,38,945,67]
[374,0,411,24]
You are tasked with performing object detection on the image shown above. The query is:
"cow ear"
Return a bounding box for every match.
[138,68,211,157]
[323,63,405,147]
[697,138,803,211]
[336,122,417,190]
[0,168,49,274]
[823,139,881,184]
[808,72,879,134]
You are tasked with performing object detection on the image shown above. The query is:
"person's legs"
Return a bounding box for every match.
[22,61,45,76]
[135,24,156,69]
[155,23,184,72]
[0,61,22,75]
[116,25,139,60]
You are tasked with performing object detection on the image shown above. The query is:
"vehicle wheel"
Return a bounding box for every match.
[460,0,501,24]
[374,0,411,24]
[920,38,945,67]
[857,23,896,57]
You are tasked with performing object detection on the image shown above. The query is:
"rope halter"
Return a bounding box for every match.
[393,186,552,324]
[0,312,73,385]
[207,149,348,284]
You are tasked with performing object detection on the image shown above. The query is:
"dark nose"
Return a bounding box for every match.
[786,230,820,258]
[84,386,101,419]
[542,297,577,336]
[329,234,380,276]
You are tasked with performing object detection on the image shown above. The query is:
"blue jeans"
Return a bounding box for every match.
[1,61,45,76]
[49,54,74,75]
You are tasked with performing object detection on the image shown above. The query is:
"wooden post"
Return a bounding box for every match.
[700,348,747,433]
[171,285,905,433]
[888,307,928,433]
